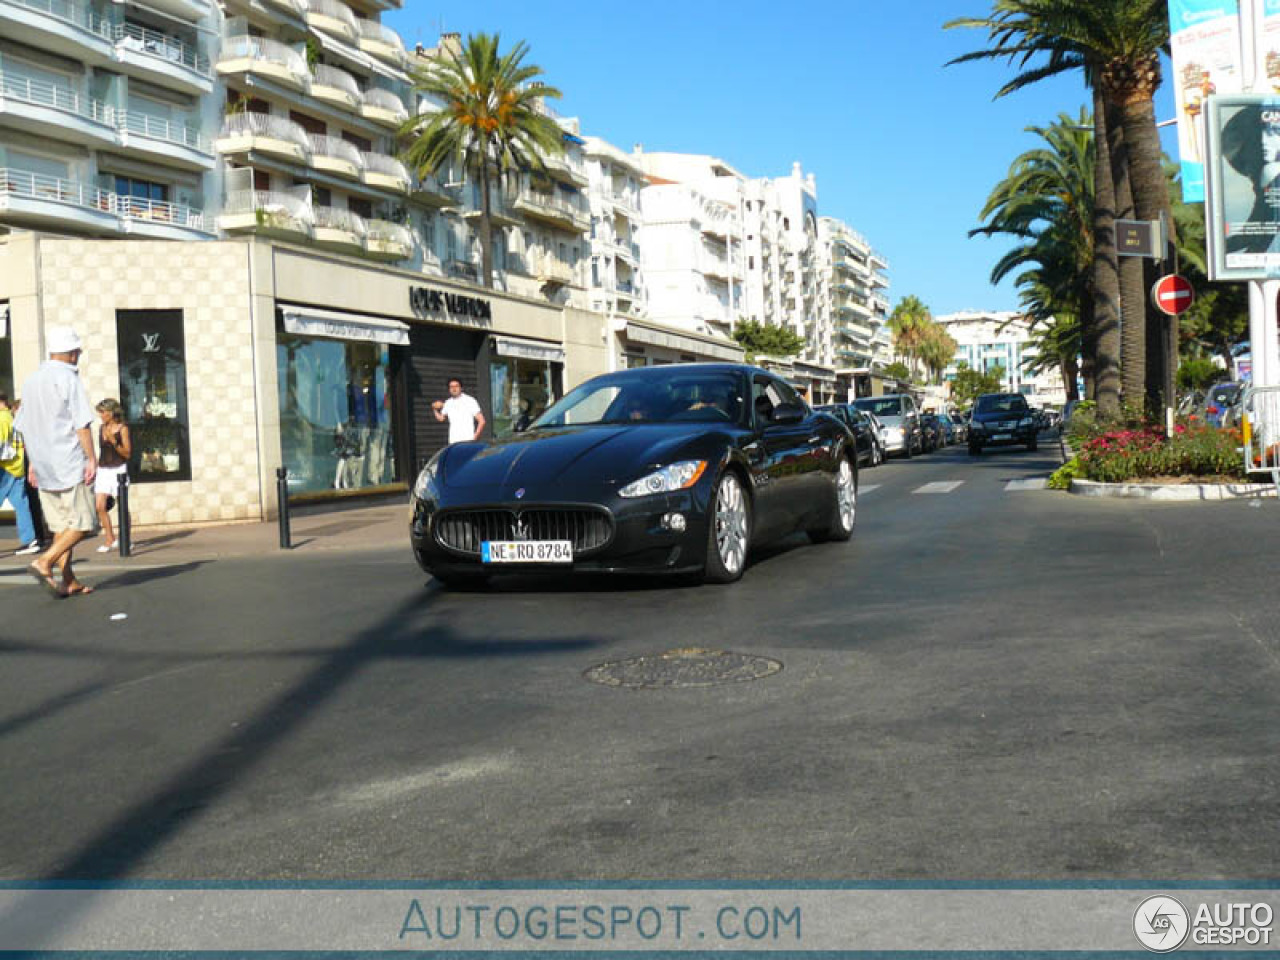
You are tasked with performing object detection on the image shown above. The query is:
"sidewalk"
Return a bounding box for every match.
[1,497,412,570]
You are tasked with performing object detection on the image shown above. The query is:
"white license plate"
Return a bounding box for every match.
[993,433,1011,441]
[481,540,573,564]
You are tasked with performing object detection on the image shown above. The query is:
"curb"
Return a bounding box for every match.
[1067,479,1277,500]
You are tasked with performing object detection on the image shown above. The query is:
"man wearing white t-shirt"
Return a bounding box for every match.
[432,378,486,444]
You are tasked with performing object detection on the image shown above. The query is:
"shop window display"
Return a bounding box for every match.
[490,357,561,439]
[277,333,397,494]
[116,310,191,482]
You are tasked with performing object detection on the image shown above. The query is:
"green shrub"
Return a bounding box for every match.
[1048,457,1083,490]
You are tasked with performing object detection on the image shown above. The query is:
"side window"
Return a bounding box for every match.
[752,377,774,426]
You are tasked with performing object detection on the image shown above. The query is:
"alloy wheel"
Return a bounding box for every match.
[835,459,856,532]
[715,474,748,575]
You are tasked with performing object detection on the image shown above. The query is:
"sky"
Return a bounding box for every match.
[384,0,1180,318]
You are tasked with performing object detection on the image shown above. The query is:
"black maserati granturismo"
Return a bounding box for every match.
[410,363,858,586]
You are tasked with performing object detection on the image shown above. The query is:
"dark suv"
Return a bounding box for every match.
[968,393,1039,455]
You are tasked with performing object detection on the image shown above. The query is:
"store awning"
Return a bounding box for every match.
[624,320,744,362]
[0,304,8,338]
[282,306,409,346]
[492,335,565,363]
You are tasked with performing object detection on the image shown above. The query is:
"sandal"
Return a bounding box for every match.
[97,542,116,553]
[28,565,67,599]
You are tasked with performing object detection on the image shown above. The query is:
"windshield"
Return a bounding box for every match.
[853,397,906,417]
[975,395,1029,415]
[529,372,745,428]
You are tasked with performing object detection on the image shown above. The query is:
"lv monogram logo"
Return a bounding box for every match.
[141,333,160,353]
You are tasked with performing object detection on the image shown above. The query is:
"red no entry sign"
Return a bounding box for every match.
[1151,274,1195,316]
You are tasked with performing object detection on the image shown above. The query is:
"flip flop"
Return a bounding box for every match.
[28,566,67,599]
[65,584,94,597]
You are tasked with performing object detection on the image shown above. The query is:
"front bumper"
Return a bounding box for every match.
[970,425,1037,446]
[410,488,713,577]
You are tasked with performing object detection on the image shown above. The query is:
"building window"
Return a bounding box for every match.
[114,176,168,209]
[349,197,372,220]
[277,332,397,495]
[116,309,191,483]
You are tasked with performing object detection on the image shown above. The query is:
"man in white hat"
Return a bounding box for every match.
[14,325,98,598]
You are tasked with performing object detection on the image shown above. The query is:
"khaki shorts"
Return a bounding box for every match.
[39,483,99,534]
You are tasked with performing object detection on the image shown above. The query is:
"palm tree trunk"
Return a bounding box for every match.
[1062,352,1080,403]
[1116,88,1173,412]
[479,157,494,289]
[1092,89,1122,417]
[1107,98,1146,409]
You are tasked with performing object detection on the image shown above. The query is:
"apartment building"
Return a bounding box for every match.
[583,134,643,321]
[936,310,1068,406]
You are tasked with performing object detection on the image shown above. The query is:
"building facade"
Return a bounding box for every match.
[936,310,1069,407]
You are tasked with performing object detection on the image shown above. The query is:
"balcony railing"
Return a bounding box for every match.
[218,35,308,84]
[314,204,366,235]
[309,134,363,167]
[223,189,312,226]
[517,188,587,225]
[357,17,403,51]
[117,194,208,231]
[304,0,357,35]
[362,87,407,119]
[220,111,310,150]
[114,21,209,75]
[311,63,362,101]
[0,72,114,127]
[3,0,113,39]
[120,110,209,152]
[366,218,411,246]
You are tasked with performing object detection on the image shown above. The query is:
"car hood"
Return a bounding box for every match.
[439,425,718,497]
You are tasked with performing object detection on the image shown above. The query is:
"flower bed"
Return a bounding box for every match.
[1050,423,1245,488]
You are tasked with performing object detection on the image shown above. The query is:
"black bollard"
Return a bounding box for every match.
[276,466,291,550]
[116,471,131,558]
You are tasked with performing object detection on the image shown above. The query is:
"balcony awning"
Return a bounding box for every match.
[281,306,409,346]
[492,335,565,363]
[0,304,8,338]
[623,319,744,362]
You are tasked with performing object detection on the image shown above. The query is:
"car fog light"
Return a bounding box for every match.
[661,512,687,532]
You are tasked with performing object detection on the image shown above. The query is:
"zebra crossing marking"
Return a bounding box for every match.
[913,481,965,494]
[1005,477,1049,491]
[858,484,881,495]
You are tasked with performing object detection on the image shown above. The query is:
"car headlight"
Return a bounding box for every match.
[413,453,442,500]
[618,460,707,498]
[1019,417,1035,427]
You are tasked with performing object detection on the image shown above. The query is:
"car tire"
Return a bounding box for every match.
[809,456,857,543]
[969,443,982,456]
[430,571,489,590]
[704,470,750,584]
[902,439,913,460]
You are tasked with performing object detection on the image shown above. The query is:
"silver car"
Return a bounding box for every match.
[852,394,923,458]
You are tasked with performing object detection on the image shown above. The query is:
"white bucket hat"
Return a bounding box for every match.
[46,325,83,354]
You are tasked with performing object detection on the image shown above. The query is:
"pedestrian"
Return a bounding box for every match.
[94,398,131,553]
[14,326,98,598]
[432,377,486,444]
[0,393,40,556]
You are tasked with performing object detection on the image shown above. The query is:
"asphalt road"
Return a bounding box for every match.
[2,438,1279,881]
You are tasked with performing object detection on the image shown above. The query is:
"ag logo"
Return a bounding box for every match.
[1134,895,1190,952]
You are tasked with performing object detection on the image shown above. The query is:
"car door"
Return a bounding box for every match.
[744,375,810,538]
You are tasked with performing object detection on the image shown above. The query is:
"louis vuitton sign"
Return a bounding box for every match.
[410,286,493,322]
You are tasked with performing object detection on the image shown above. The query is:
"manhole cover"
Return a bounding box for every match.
[584,647,782,689]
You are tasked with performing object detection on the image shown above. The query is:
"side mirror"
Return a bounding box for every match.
[771,402,806,425]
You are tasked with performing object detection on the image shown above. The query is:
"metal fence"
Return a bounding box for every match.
[1243,385,1280,493]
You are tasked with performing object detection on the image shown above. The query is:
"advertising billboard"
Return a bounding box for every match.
[1169,0,1242,202]
[1205,94,1280,278]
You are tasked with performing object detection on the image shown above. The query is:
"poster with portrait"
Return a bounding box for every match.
[1205,95,1280,279]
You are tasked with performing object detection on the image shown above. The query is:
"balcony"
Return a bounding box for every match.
[364,218,412,260]
[0,167,119,233]
[313,204,366,253]
[0,0,114,63]
[513,188,588,232]
[447,258,478,282]
[304,0,357,42]
[359,86,407,127]
[309,63,362,112]
[217,34,308,91]
[116,194,213,239]
[118,110,214,169]
[260,0,304,17]
[303,134,361,179]
[360,151,409,192]
[217,111,310,162]
[113,21,211,94]
[534,255,575,286]
[870,270,889,288]
[461,187,521,227]
[218,188,312,239]
[539,151,587,187]
[356,18,404,65]
[0,72,116,146]
[410,171,460,208]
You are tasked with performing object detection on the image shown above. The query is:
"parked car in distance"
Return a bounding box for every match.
[968,392,1040,454]
[949,411,968,443]
[852,394,923,458]
[920,413,946,451]
[1197,381,1245,428]
[815,403,884,467]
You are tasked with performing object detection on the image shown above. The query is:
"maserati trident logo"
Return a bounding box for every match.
[515,488,526,499]
[512,515,529,542]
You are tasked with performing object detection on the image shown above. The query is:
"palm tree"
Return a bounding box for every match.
[918,324,960,384]
[400,33,565,289]
[888,295,933,377]
[970,111,1094,403]
[947,0,1172,414]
